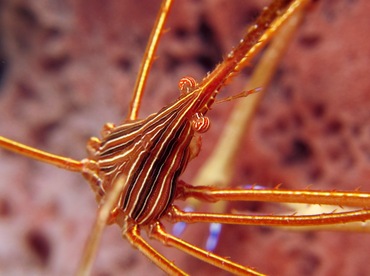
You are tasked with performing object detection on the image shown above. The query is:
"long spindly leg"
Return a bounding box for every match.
[125,224,188,276]
[178,183,370,208]
[127,0,174,120]
[150,222,264,276]
[176,183,370,230]
[167,205,370,228]
[0,136,83,172]
[77,175,127,276]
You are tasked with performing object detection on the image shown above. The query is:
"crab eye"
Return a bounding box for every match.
[191,115,210,133]
[178,76,197,94]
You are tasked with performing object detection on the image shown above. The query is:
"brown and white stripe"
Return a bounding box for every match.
[90,89,211,225]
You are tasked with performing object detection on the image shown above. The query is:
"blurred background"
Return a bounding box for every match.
[1,0,370,275]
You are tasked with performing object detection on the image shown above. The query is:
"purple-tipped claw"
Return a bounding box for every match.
[172,206,194,237]
[205,223,222,252]
[243,184,266,190]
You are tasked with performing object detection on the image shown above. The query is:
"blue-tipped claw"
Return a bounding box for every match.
[173,185,264,250]
[243,184,266,190]
[172,206,194,237]
[205,223,222,252]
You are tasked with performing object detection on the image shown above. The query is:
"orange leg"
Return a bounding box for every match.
[77,176,127,276]
[174,183,370,227]
[127,0,174,120]
[167,206,370,227]
[125,225,187,276]
[150,222,264,276]
[177,182,370,208]
[0,136,83,172]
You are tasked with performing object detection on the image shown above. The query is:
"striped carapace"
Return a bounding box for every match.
[81,0,301,231]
